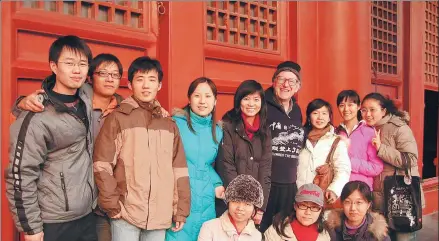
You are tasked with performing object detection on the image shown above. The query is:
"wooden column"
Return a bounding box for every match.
[161,2,205,109]
[403,1,425,176]
[1,2,16,241]
[317,1,372,124]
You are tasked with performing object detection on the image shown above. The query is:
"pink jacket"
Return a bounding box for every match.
[336,121,384,190]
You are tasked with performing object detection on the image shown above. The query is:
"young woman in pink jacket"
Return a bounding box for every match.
[335,90,384,190]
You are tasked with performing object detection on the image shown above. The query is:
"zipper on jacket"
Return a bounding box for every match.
[60,172,70,211]
[145,129,152,229]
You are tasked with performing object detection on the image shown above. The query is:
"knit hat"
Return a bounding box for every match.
[295,183,324,207]
[273,61,302,83]
[277,61,301,72]
[225,175,264,208]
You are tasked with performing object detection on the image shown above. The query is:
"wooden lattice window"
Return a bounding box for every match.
[425,1,438,88]
[371,1,398,75]
[20,0,145,29]
[206,1,278,51]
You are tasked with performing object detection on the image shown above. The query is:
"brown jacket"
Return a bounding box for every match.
[372,113,425,213]
[93,96,190,230]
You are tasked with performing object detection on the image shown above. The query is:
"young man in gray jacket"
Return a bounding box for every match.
[5,35,97,241]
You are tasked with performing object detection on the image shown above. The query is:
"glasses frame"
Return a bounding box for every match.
[296,203,322,212]
[58,61,89,69]
[276,76,300,87]
[94,71,122,79]
[360,107,384,115]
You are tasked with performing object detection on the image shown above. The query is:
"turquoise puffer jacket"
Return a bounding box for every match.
[165,108,223,241]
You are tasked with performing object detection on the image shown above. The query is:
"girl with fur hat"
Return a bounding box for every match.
[264,183,331,241]
[361,93,424,240]
[198,174,263,241]
[325,181,390,241]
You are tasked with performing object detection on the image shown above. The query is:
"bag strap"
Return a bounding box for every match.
[325,137,340,166]
[401,152,412,177]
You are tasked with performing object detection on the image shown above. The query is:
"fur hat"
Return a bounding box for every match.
[225,175,264,208]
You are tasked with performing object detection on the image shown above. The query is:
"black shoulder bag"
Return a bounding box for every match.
[384,152,422,232]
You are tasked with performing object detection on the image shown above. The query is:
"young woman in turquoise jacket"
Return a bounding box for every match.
[165,77,225,241]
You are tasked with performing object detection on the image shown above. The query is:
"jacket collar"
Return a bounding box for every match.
[375,114,392,127]
[172,108,213,127]
[116,96,162,117]
[338,120,365,136]
[93,95,119,118]
[41,74,91,114]
[325,209,389,241]
[220,211,258,237]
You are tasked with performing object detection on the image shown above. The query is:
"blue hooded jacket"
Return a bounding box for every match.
[165,108,223,241]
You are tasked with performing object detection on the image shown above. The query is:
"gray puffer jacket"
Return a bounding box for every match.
[5,75,96,234]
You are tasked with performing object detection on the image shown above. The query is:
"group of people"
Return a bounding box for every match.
[5,34,423,241]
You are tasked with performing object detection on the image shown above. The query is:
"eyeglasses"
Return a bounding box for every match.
[94,71,122,79]
[58,61,89,69]
[360,108,383,115]
[276,77,300,87]
[343,200,368,207]
[296,203,322,212]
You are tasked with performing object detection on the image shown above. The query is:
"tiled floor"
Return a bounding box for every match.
[418,212,438,240]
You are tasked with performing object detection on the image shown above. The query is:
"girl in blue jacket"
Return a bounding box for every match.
[165,77,224,241]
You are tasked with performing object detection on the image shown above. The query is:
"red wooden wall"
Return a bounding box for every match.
[1,1,437,240]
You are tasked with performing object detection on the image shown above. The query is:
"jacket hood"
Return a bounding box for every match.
[265,87,297,110]
[172,108,188,120]
[116,96,162,116]
[387,112,410,126]
[326,209,389,241]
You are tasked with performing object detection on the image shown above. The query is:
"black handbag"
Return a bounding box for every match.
[384,152,422,232]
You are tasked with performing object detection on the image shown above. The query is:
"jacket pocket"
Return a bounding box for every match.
[60,172,70,211]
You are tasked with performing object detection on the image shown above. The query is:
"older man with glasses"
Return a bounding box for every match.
[259,61,305,232]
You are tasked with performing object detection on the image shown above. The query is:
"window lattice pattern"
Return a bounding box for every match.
[371,1,398,75]
[425,1,438,87]
[21,0,144,29]
[206,1,278,51]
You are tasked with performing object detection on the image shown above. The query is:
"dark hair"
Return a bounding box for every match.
[340,181,373,203]
[49,35,92,64]
[223,80,269,146]
[183,77,219,143]
[336,90,362,121]
[362,92,405,118]
[88,53,123,80]
[273,202,327,237]
[304,98,333,131]
[128,56,163,82]
[337,90,360,106]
